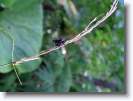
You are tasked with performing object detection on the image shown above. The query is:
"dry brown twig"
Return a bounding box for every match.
[1,0,118,66]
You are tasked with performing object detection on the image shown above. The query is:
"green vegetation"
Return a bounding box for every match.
[0,0,124,92]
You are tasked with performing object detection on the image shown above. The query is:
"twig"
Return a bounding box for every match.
[1,0,118,66]
[0,27,22,84]
[73,77,117,91]
[0,0,118,68]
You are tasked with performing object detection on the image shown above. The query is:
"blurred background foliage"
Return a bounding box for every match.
[0,0,124,92]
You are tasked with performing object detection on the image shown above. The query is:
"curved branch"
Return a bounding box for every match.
[0,0,118,66]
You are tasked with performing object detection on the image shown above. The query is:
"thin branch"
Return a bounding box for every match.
[0,0,118,67]
[73,77,117,91]
[0,27,22,84]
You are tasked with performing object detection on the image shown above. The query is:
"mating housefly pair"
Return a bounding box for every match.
[53,37,66,47]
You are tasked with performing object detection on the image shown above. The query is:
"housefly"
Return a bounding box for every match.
[53,37,65,47]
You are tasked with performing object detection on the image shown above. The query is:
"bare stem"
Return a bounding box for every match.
[0,0,118,67]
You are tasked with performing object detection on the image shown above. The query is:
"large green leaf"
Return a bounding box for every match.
[0,0,43,73]
[0,0,17,8]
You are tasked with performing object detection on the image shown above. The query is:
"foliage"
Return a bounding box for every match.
[0,0,43,73]
[0,0,124,92]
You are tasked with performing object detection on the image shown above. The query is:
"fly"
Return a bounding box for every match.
[53,37,65,47]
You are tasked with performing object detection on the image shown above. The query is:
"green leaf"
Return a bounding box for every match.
[36,83,55,92]
[0,0,43,73]
[0,73,16,91]
[0,0,16,8]
[95,29,103,40]
[57,64,72,92]
[35,67,55,85]
[55,50,64,67]
[55,56,64,67]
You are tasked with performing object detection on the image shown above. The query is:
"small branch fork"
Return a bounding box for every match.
[0,0,118,83]
[11,0,118,65]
